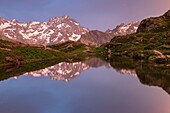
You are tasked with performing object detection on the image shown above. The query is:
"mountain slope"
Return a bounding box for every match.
[137,9,170,33]
[79,30,112,46]
[0,16,89,45]
[99,9,170,63]
[0,15,140,47]
[0,35,93,67]
[106,21,140,36]
[80,22,140,46]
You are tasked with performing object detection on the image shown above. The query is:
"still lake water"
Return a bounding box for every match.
[0,58,170,113]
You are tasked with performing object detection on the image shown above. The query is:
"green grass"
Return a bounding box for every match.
[0,39,94,66]
[13,46,65,62]
[99,31,170,63]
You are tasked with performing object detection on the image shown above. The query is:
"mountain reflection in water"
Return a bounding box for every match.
[22,58,138,82]
[2,57,170,95]
[10,57,168,95]
[0,57,170,113]
[23,58,111,82]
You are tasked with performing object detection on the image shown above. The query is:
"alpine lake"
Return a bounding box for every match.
[0,56,170,113]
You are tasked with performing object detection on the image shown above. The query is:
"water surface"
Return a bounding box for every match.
[0,58,170,113]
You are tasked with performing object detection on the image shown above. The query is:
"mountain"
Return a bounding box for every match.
[106,21,140,36]
[79,30,112,46]
[99,9,170,63]
[0,16,89,45]
[0,15,140,46]
[79,22,140,46]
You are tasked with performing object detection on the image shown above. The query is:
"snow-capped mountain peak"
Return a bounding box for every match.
[106,21,140,36]
[0,16,89,45]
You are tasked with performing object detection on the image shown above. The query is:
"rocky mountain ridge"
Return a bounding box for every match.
[137,9,170,33]
[0,16,89,45]
[106,21,140,36]
[0,16,140,46]
[79,22,140,46]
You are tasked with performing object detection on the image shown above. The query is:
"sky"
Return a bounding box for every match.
[0,0,170,31]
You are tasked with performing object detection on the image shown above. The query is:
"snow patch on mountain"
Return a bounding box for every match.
[0,16,89,45]
[106,21,140,36]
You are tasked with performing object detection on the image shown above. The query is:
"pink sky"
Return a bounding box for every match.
[0,0,170,31]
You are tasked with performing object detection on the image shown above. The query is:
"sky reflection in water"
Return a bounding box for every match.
[0,59,170,113]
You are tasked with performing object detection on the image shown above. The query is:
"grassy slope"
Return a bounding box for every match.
[0,39,63,65]
[97,17,170,63]
[0,39,94,65]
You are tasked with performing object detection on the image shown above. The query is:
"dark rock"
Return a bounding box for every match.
[137,9,170,33]
[163,9,170,18]
[137,17,165,33]
[5,56,21,66]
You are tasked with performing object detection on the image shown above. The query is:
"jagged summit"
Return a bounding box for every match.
[11,19,18,23]
[0,16,89,45]
[106,21,140,36]
[49,16,72,22]
[0,15,140,46]
[79,22,140,46]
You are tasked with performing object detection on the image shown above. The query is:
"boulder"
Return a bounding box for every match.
[5,56,21,65]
